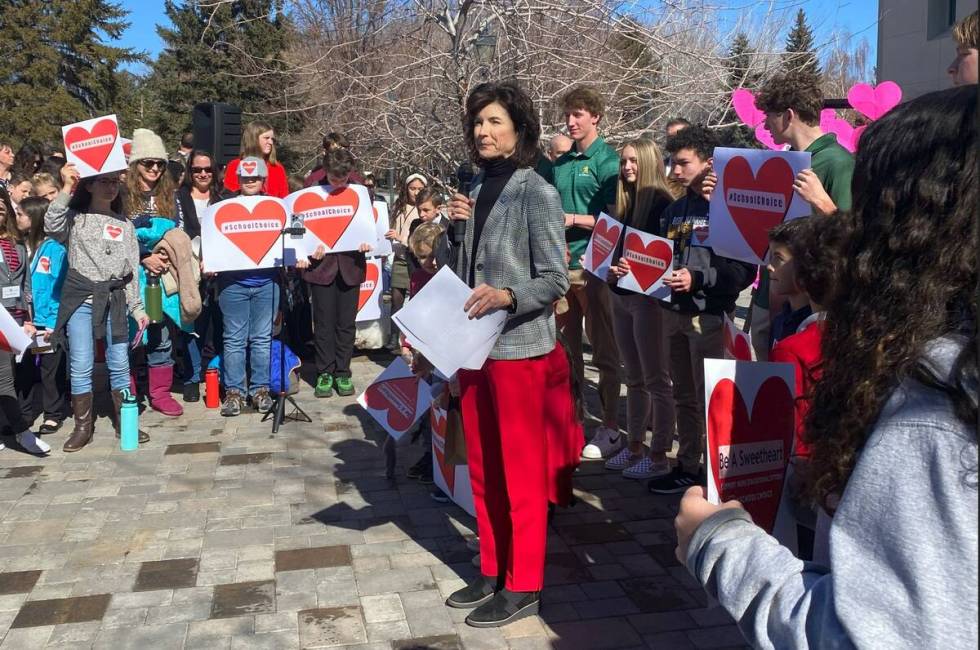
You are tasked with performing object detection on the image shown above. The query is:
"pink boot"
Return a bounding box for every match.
[148,366,183,416]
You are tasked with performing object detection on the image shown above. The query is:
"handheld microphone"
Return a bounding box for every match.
[453,163,475,245]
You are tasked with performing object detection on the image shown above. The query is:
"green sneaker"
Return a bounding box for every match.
[314,373,334,398]
[335,376,355,397]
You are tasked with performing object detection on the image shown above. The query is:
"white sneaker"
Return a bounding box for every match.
[623,456,671,480]
[16,431,51,455]
[605,447,639,471]
[581,426,623,460]
[0,441,5,451]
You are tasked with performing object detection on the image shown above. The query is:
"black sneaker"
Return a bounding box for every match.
[220,391,244,417]
[406,452,432,480]
[465,589,540,628]
[446,575,500,609]
[647,466,704,494]
[418,464,434,485]
[182,383,200,403]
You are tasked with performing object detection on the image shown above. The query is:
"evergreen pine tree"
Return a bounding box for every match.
[784,9,822,81]
[720,32,760,149]
[147,0,296,157]
[0,0,139,144]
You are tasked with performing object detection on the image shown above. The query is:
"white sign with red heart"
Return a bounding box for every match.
[355,258,383,323]
[61,114,127,178]
[704,359,796,534]
[284,184,377,256]
[431,403,476,516]
[722,312,753,361]
[615,226,673,298]
[201,196,306,272]
[357,357,433,441]
[582,212,622,280]
[708,147,812,266]
[0,305,33,361]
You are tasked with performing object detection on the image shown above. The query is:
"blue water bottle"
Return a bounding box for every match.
[120,389,140,451]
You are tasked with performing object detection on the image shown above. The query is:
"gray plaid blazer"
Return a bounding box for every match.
[456,167,570,361]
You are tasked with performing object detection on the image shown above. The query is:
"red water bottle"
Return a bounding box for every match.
[205,368,220,408]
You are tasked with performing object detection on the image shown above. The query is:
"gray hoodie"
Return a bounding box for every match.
[686,336,978,649]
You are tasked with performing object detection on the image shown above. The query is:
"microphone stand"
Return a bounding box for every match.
[263,224,312,433]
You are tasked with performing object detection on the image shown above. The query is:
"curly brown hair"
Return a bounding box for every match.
[561,85,605,118]
[755,72,823,126]
[803,86,978,509]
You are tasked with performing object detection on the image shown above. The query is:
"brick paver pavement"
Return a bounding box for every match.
[0,296,754,649]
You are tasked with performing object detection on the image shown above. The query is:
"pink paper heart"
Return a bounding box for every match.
[731,89,765,127]
[847,81,902,121]
[754,124,782,151]
[819,109,837,133]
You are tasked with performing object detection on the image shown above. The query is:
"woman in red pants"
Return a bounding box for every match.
[442,81,569,627]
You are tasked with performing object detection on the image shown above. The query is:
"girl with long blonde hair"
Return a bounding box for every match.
[605,138,677,480]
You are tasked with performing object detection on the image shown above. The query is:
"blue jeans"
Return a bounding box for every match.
[145,321,173,368]
[218,281,278,395]
[67,302,130,394]
[181,330,202,384]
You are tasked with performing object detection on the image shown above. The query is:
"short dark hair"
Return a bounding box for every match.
[414,187,444,209]
[463,80,542,168]
[756,72,823,126]
[323,132,350,150]
[561,85,605,118]
[768,215,847,305]
[665,124,718,161]
[9,171,31,186]
[666,117,691,129]
[767,215,810,249]
[324,147,356,177]
[180,132,194,149]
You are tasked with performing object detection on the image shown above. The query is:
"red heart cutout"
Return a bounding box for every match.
[105,225,122,240]
[590,220,621,269]
[214,200,287,264]
[0,328,11,353]
[723,156,794,260]
[357,262,380,311]
[122,141,132,157]
[364,376,420,433]
[241,161,257,175]
[707,376,795,532]
[724,326,752,361]
[622,233,671,291]
[39,257,51,273]
[295,187,359,249]
[65,119,118,172]
[430,407,455,493]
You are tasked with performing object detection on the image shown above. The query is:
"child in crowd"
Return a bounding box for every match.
[7,173,32,205]
[217,157,279,416]
[32,172,61,202]
[384,173,426,352]
[0,187,46,454]
[46,163,149,452]
[674,86,977,649]
[22,197,69,437]
[302,148,373,399]
[648,125,755,494]
[407,188,451,275]
[766,220,813,348]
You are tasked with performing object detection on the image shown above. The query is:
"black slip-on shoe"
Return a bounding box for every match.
[446,575,499,609]
[465,588,540,628]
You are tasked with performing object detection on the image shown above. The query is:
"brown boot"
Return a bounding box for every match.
[63,393,94,453]
[110,390,150,444]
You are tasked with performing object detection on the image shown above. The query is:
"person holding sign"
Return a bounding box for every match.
[674,86,977,650]
[648,126,755,495]
[301,148,373,399]
[45,163,150,452]
[603,139,676,480]
[216,158,279,417]
[443,81,569,628]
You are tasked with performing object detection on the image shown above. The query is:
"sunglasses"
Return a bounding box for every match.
[138,159,167,171]
[190,167,213,175]
[240,177,264,183]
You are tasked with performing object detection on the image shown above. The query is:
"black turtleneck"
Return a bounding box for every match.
[469,157,517,287]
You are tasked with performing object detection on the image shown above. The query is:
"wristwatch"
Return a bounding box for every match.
[503,287,517,314]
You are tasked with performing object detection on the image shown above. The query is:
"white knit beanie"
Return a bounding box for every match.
[129,128,168,163]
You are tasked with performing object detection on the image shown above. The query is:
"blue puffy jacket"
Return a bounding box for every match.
[30,239,67,329]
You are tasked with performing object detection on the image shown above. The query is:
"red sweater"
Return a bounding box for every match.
[223,158,290,198]
[770,318,824,458]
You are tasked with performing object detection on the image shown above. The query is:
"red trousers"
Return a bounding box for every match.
[544,342,581,507]
[459,353,550,592]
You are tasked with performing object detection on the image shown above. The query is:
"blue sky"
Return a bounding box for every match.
[117,0,879,74]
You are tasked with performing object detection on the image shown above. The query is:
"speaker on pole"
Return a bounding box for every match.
[192,102,242,166]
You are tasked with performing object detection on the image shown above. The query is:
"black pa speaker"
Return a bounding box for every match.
[192,102,241,166]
